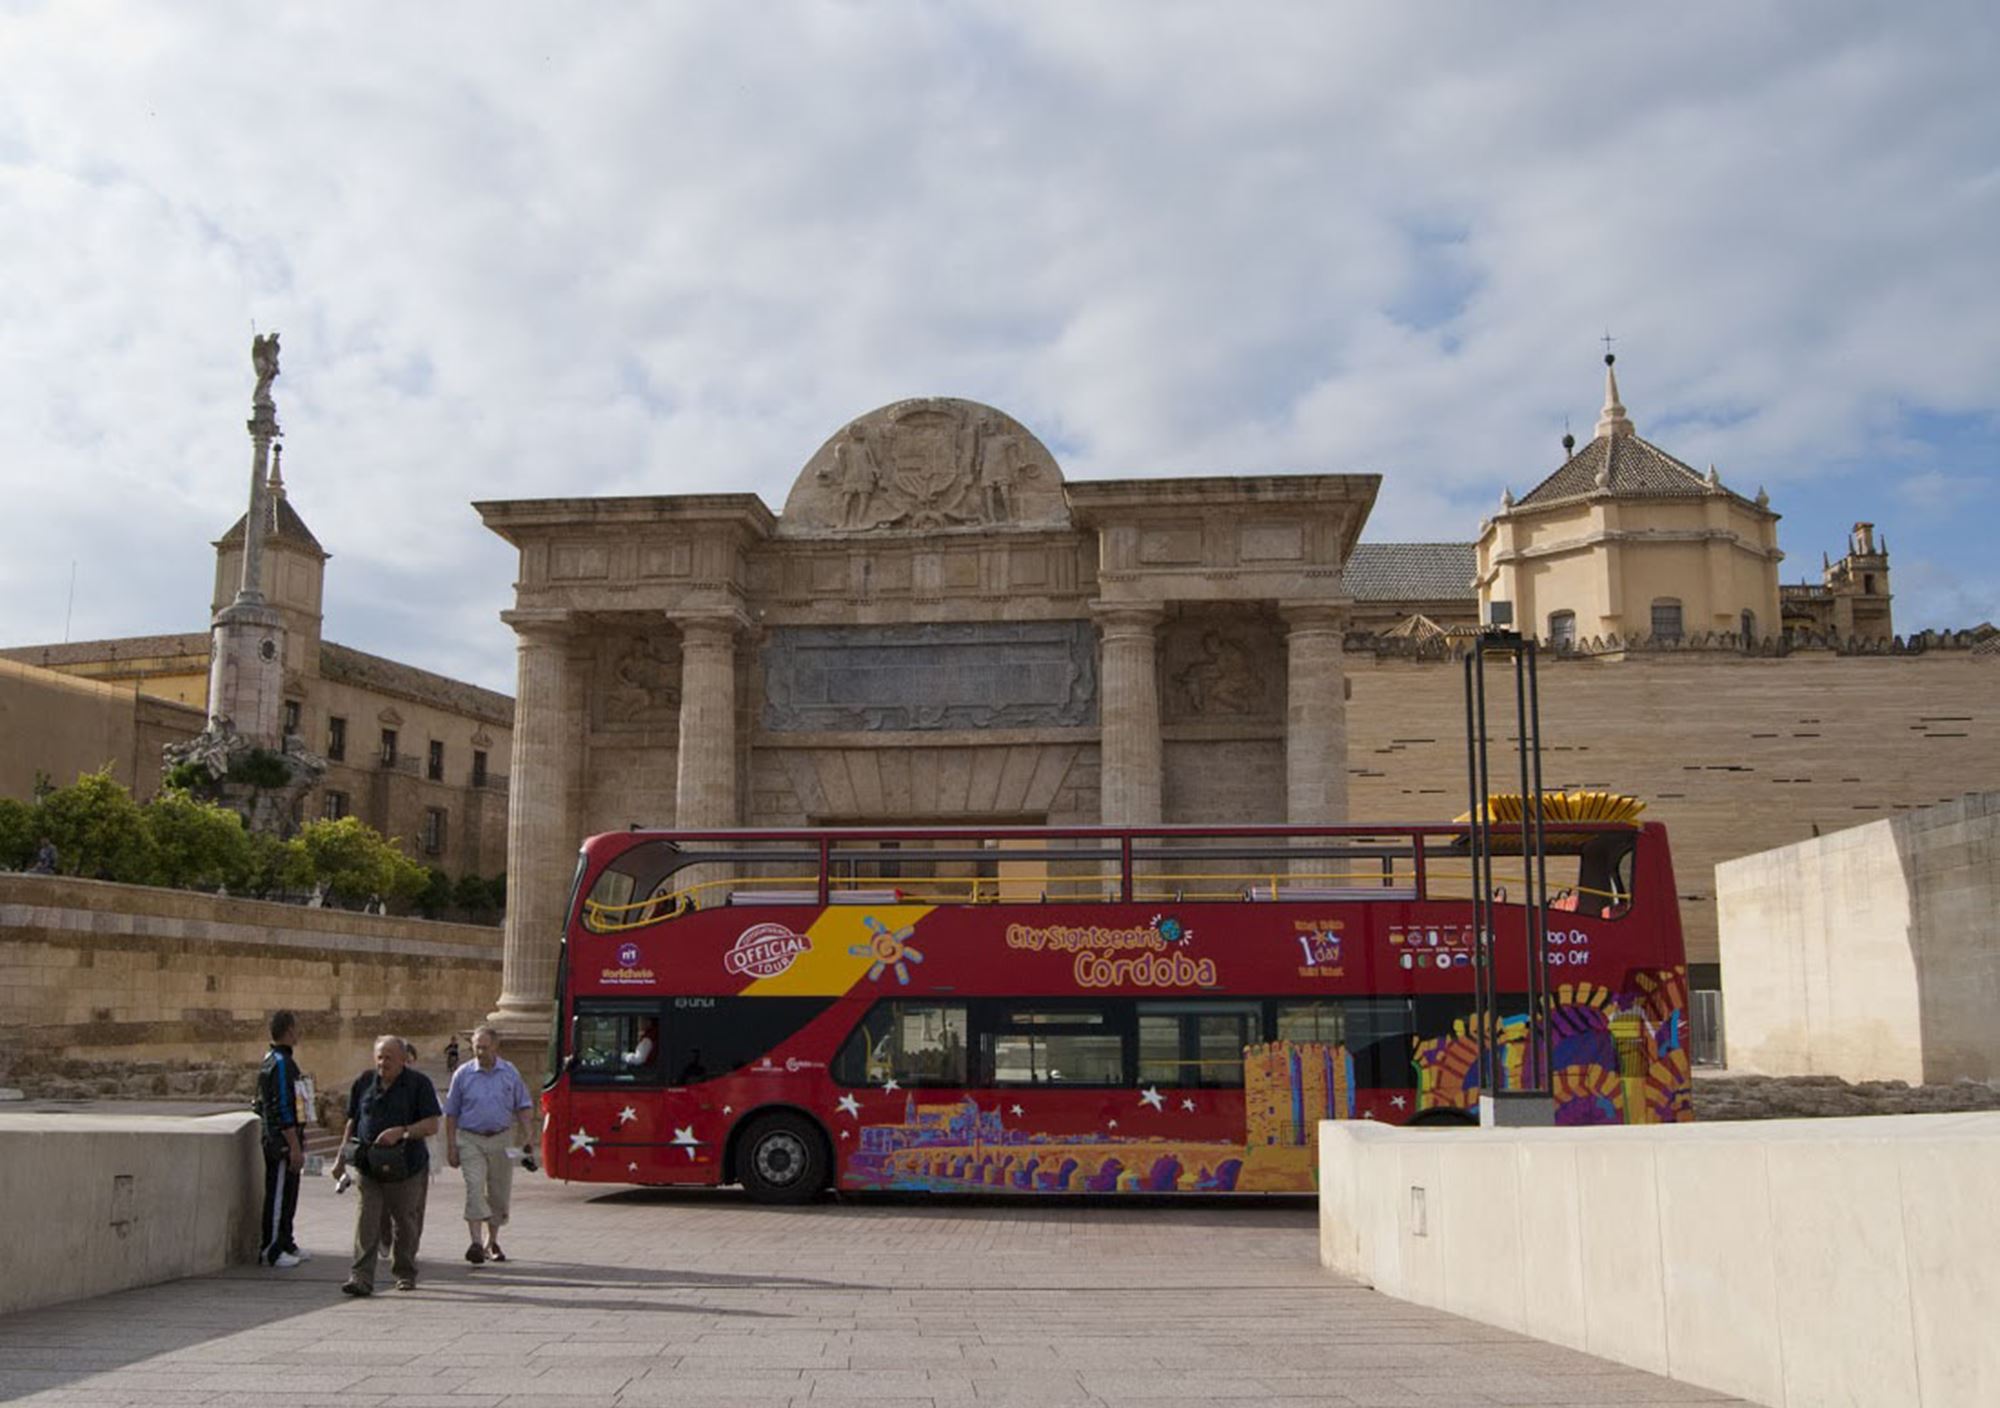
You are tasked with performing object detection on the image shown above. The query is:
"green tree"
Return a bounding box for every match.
[35,768,155,882]
[143,789,252,889]
[290,816,428,907]
[452,871,496,921]
[414,866,453,919]
[0,796,38,870]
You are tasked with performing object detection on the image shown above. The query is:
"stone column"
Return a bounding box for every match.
[673,614,743,831]
[1283,603,1349,827]
[488,614,581,1043]
[1094,605,1165,826]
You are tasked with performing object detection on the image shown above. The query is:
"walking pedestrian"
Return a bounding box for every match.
[333,1034,441,1297]
[255,1010,309,1268]
[444,1025,536,1264]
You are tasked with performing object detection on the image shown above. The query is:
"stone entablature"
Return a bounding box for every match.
[475,397,1379,1038]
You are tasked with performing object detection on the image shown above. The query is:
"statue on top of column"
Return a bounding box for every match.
[251,332,281,404]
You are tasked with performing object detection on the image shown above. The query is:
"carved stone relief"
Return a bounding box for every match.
[595,634,683,728]
[763,622,1097,732]
[780,398,1070,536]
[1160,615,1282,721]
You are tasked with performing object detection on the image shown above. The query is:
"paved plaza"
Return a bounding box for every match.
[0,1172,1743,1407]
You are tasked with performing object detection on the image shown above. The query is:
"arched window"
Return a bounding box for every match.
[1548,611,1577,648]
[1740,609,1757,642]
[1650,599,1683,642]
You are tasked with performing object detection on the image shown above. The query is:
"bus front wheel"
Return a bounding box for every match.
[737,1112,829,1204]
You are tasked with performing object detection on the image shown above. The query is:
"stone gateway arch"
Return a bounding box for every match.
[475,398,1377,1040]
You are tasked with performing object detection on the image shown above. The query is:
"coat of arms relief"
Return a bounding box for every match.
[795,399,1063,533]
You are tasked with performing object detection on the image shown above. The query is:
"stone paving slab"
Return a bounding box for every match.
[0,1172,1746,1406]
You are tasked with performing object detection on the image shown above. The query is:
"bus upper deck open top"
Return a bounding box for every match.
[539,807,1691,1201]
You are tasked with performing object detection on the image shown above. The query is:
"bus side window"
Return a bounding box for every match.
[572,1004,662,1083]
[835,1002,968,1087]
[1344,998,1417,1090]
[1274,1001,1344,1045]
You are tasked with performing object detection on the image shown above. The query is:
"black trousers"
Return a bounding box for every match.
[259,1139,301,1261]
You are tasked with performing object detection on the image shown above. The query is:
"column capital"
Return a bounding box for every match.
[500,609,576,641]
[1089,601,1166,637]
[1278,600,1350,634]
[670,609,750,644]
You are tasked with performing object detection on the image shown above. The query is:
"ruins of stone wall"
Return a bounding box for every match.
[0,872,503,1101]
[1344,643,1998,968]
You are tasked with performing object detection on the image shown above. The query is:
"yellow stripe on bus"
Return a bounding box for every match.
[738,905,938,997]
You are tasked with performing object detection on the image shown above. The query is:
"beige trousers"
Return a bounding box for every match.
[458,1127,517,1226]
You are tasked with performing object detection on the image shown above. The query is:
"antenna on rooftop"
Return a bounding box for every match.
[63,560,76,643]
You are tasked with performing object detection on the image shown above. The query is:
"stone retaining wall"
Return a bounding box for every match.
[0,873,506,1107]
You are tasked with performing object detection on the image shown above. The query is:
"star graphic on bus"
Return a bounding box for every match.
[881,1077,901,1093]
[569,1129,597,1156]
[670,1126,699,1160]
[1180,1098,1197,1112]
[837,1094,862,1118]
[1107,1119,1119,1130]
[616,1105,637,1125]
[851,915,924,984]
[1138,1086,1165,1111]
[1390,1094,1408,1110]
[1009,1104,1024,1117]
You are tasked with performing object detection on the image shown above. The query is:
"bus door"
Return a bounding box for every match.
[560,999,668,1171]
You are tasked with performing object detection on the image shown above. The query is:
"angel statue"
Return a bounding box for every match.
[251,332,280,402]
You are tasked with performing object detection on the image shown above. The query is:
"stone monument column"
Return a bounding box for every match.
[1282,602,1350,826]
[673,613,743,831]
[488,613,582,1042]
[1093,605,1165,826]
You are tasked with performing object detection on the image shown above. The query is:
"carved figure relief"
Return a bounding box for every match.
[603,636,682,724]
[786,398,1069,536]
[1161,618,1280,721]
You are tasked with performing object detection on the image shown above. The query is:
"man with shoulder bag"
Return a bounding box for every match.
[332,1034,442,1297]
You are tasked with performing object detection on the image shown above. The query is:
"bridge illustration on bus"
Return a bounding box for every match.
[538,801,1690,1202]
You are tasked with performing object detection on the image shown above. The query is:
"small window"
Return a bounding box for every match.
[321,790,349,822]
[421,807,447,855]
[1275,1001,1345,1045]
[1740,610,1757,642]
[1137,1002,1258,1088]
[427,740,445,782]
[835,1002,968,1087]
[380,729,398,766]
[472,749,489,787]
[1864,574,1876,594]
[327,717,346,762]
[1345,998,1418,1090]
[1547,611,1576,649]
[668,998,836,1085]
[282,700,301,736]
[572,1004,663,1083]
[1650,599,1683,642]
[982,1005,1123,1086]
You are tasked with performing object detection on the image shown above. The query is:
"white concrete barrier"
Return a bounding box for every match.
[1320,1113,2000,1408]
[0,1112,262,1317]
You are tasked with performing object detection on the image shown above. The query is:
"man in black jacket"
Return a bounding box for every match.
[333,1034,442,1296]
[254,1011,309,1268]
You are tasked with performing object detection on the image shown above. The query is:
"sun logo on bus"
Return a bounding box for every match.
[851,915,924,985]
[1151,915,1192,944]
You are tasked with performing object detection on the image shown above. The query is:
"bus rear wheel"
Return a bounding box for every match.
[737,1112,829,1204]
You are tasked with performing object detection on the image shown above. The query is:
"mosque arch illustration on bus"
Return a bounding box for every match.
[540,803,1689,1201]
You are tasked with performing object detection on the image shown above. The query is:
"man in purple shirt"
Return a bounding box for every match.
[443,1025,536,1264]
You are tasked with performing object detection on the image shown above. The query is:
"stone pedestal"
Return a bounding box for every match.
[1283,603,1349,827]
[1094,605,1164,826]
[487,616,582,1045]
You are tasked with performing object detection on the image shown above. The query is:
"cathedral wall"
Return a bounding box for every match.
[0,658,202,801]
[1346,651,2000,969]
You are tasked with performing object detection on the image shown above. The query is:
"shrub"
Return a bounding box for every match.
[0,796,37,870]
[143,789,252,890]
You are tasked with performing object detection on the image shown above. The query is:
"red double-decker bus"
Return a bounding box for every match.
[539,807,1691,1201]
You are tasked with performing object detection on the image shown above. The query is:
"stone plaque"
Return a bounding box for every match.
[1240,521,1305,561]
[1160,615,1282,721]
[763,622,1097,732]
[551,541,611,580]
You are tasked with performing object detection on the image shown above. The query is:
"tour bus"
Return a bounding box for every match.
[539,803,1690,1202]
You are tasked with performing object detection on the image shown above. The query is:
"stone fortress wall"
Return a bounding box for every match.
[0,872,504,1102]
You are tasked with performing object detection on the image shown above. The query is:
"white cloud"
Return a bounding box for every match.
[3,1,1997,689]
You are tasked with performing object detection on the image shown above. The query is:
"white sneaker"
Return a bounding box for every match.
[287,1248,313,1262]
[270,1251,302,1268]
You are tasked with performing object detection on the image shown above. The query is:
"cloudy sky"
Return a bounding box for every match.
[4,2,1996,692]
